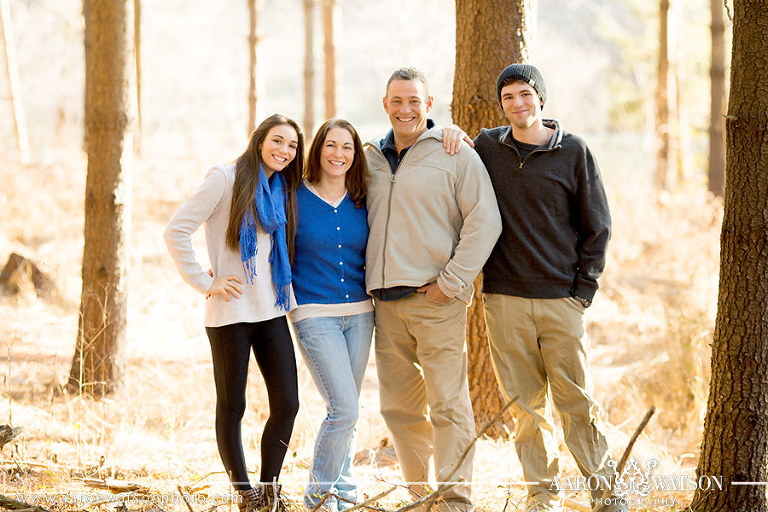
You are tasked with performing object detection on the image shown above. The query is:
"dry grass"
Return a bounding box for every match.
[0,145,722,512]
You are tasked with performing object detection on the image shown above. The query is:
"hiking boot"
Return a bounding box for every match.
[237,487,267,512]
[264,483,289,512]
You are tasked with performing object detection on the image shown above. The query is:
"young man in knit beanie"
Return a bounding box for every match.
[472,64,625,512]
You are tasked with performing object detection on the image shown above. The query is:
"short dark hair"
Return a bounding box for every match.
[386,67,429,97]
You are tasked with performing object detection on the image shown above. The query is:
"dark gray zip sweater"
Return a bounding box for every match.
[473,119,611,302]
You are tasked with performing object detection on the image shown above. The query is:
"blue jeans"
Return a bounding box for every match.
[293,312,374,511]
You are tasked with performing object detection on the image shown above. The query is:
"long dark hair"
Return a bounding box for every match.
[305,118,367,208]
[225,114,304,262]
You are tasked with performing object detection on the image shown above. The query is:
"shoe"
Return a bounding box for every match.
[525,496,562,512]
[264,483,289,512]
[237,488,268,512]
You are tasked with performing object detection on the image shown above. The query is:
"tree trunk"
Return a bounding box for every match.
[690,1,768,510]
[671,0,685,185]
[655,0,670,190]
[0,0,30,163]
[303,0,315,139]
[68,0,134,398]
[453,0,535,438]
[247,0,259,133]
[134,0,141,152]
[708,0,726,197]
[322,0,337,119]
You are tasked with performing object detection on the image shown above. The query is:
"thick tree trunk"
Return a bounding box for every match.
[0,0,30,163]
[303,0,315,138]
[690,1,768,510]
[708,0,726,197]
[322,0,337,118]
[453,0,535,437]
[68,0,133,398]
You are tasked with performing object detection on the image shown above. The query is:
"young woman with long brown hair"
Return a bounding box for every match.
[164,113,303,512]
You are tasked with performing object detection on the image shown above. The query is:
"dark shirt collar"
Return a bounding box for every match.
[380,118,436,154]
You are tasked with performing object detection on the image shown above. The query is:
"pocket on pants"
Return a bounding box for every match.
[425,295,455,306]
[564,296,586,313]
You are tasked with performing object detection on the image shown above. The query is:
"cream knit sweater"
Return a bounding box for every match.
[164,163,294,327]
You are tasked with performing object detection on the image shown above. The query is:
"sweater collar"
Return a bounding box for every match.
[381,118,437,154]
[500,118,562,150]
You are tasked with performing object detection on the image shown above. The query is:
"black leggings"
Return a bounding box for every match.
[206,316,299,490]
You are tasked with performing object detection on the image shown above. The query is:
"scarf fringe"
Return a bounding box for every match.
[238,165,292,312]
[239,210,259,284]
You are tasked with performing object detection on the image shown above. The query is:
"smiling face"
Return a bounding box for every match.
[500,80,544,131]
[319,126,355,183]
[259,124,299,176]
[383,78,433,148]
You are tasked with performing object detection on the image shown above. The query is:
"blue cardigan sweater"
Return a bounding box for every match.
[293,182,370,305]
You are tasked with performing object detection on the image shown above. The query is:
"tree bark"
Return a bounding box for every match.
[0,0,30,163]
[655,0,671,190]
[322,0,337,119]
[134,0,141,152]
[708,0,726,197]
[690,1,768,510]
[247,0,259,133]
[68,0,134,398]
[304,0,315,139]
[453,0,536,437]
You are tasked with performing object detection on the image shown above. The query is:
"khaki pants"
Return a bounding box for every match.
[483,294,613,506]
[375,293,475,512]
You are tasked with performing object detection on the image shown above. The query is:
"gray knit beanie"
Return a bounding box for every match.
[496,63,547,107]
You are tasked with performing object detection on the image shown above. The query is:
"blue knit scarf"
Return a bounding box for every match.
[239,164,291,311]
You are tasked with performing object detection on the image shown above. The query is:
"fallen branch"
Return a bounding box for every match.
[306,491,331,512]
[396,399,518,512]
[0,494,53,512]
[82,478,145,493]
[446,397,517,483]
[593,406,656,512]
[81,492,137,508]
[177,485,196,512]
[332,492,389,512]
[180,471,228,492]
[338,485,398,512]
[0,426,22,450]
[395,480,467,512]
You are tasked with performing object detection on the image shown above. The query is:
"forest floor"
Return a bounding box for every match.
[0,149,722,512]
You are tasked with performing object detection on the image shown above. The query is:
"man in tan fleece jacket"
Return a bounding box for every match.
[364,67,501,512]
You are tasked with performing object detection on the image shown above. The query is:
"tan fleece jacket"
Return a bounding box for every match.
[364,125,502,304]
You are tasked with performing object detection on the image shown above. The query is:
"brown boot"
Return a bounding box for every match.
[237,487,267,512]
[264,483,288,512]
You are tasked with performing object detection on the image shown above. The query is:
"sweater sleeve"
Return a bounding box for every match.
[163,167,227,294]
[436,148,502,298]
[571,145,611,301]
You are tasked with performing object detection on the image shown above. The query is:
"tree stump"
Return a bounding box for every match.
[0,252,55,298]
